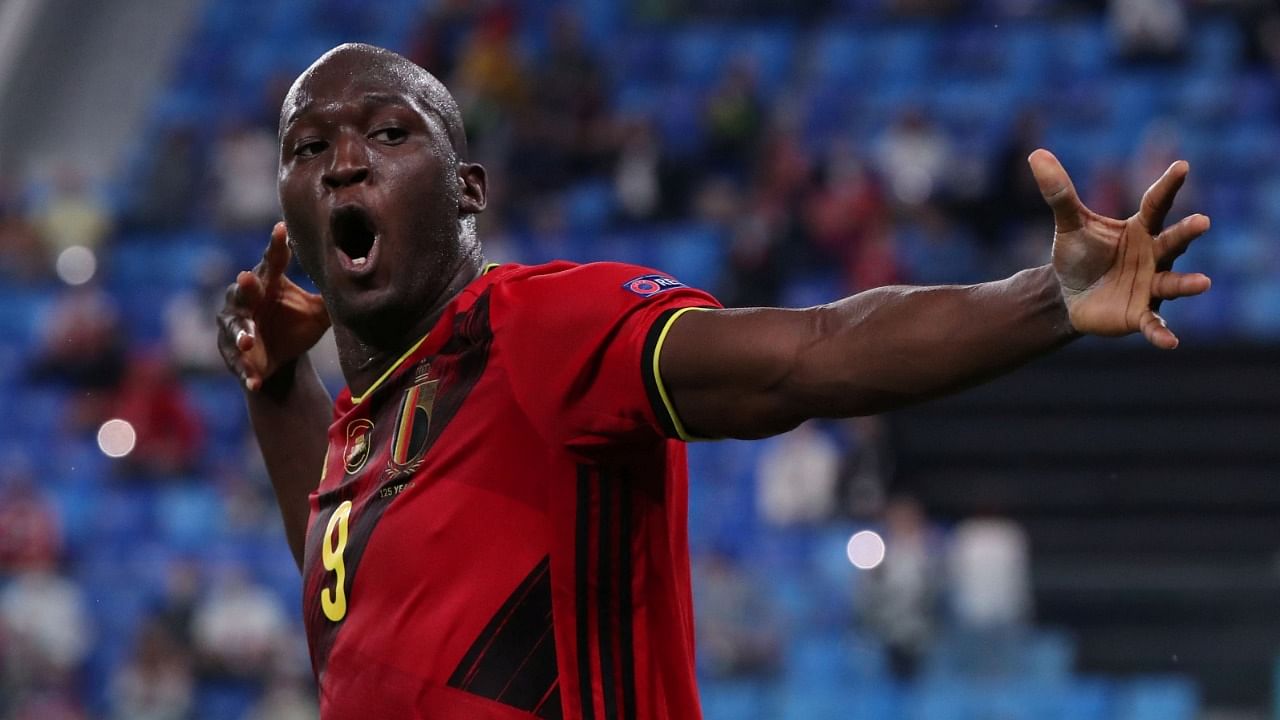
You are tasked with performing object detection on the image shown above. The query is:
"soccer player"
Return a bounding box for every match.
[217,44,1211,720]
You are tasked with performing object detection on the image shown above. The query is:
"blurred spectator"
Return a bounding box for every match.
[693,547,782,679]
[27,286,127,429]
[847,224,904,292]
[33,166,112,259]
[1109,0,1188,62]
[856,496,945,679]
[0,564,93,698]
[153,559,202,647]
[950,515,1033,628]
[212,120,279,231]
[111,354,204,478]
[108,620,194,720]
[0,460,61,573]
[454,5,526,154]
[164,249,232,375]
[245,668,320,720]
[126,123,204,230]
[896,203,983,285]
[873,109,955,210]
[6,692,85,720]
[1128,118,1190,215]
[407,0,479,79]
[704,62,764,176]
[981,110,1048,254]
[837,417,894,518]
[756,421,840,526]
[614,117,664,221]
[536,8,611,178]
[0,181,52,283]
[192,568,288,681]
[805,140,889,269]
[947,514,1033,677]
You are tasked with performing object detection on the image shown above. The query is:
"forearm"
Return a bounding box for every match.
[245,353,332,569]
[664,265,1077,438]
[793,264,1077,417]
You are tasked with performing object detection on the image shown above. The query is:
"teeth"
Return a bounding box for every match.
[353,257,366,266]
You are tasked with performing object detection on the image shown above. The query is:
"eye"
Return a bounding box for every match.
[370,127,408,145]
[295,139,327,158]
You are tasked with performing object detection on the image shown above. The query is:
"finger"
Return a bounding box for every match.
[238,270,267,307]
[1137,160,1189,234]
[1154,214,1210,269]
[259,222,292,282]
[217,311,256,353]
[1028,149,1084,233]
[1139,309,1178,350]
[1151,271,1212,300]
[216,319,258,389]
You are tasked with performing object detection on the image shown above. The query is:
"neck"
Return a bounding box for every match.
[333,254,483,397]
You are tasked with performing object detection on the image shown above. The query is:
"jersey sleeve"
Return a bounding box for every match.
[490,262,721,453]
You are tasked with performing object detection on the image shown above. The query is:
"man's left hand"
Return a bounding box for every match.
[1031,148,1212,349]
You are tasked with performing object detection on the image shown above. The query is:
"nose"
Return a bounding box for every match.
[322,134,369,189]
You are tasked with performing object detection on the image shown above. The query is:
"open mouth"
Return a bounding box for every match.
[330,205,379,271]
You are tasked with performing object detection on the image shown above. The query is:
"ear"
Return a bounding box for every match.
[458,162,487,215]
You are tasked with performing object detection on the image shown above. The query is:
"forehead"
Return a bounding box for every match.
[283,66,424,124]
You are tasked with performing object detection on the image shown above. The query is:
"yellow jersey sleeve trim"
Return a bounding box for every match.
[482,262,501,275]
[350,332,430,405]
[650,306,712,442]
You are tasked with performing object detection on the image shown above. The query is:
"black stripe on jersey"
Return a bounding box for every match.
[597,471,618,720]
[617,470,637,720]
[640,308,683,439]
[447,556,558,713]
[575,465,597,720]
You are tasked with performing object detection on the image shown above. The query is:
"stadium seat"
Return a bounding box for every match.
[1115,676,1200,720]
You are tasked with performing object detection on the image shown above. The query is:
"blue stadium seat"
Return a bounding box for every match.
[700,680,772,720]
[780,682,897,720]
[808,26,872,89]
[563,180,616,233]
[728,26,797,96]
[668,26,732,88]
[1115,676,1200,720]
[1049,21,1110,78]
[1192,20,1244,74]
[156,484,224,552]
[655,223,723,292]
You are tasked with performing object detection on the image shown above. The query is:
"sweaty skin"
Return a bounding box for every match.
[217,44,1212,567]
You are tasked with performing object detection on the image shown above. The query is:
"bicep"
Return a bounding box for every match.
[657,306,826,439]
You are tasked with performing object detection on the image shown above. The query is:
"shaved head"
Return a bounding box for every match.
[280,43,468,159]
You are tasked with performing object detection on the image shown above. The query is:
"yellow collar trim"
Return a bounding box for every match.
[350,332,431,405]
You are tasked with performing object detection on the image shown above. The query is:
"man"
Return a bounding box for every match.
[217,43,1211,720]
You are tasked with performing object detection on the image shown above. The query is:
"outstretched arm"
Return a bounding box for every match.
[660,150,1212,440]
[217,222,333,569]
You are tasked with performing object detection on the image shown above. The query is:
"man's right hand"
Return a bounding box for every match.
[217,222,330,392]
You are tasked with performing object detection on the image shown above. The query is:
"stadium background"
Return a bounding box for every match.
[1,0,1278,717]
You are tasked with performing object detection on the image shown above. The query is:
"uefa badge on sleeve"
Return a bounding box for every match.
[623,274,685,298]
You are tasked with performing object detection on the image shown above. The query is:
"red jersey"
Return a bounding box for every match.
[301,261,720,719]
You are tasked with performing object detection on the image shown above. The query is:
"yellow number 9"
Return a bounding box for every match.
[321,500,353,622]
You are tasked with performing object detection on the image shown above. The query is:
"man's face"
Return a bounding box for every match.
[277,58,467,333]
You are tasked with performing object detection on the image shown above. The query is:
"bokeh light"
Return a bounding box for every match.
[97,418,137,458]
[846,530,886,570]
[55,245,96,286]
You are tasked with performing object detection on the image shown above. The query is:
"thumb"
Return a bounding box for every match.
[1029,149,1084,234]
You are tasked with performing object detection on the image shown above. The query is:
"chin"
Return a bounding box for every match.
[329,286,412,337]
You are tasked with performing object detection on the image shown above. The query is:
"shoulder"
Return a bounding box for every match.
[485,260,702,317]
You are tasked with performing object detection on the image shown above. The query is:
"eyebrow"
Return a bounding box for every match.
[283,92,419,132]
